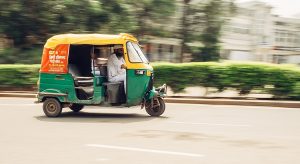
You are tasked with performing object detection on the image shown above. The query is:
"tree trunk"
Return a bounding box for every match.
[179,0,190,63]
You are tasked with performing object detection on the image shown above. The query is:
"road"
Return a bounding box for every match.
[0,98,300,164]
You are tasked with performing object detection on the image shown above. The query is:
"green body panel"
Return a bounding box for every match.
[38,69,154,106]
[146,89,157,100]
[38,73,104,104]
[126,69,151,106]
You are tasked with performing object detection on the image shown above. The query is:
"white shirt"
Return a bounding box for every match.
[107,54,126,81]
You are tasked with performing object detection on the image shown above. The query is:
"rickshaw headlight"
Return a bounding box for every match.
[146,70,151,76]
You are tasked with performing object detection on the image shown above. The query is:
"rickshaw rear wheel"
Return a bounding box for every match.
[43,98,62,117]
[145,97,165,117]
[69,104,84,112]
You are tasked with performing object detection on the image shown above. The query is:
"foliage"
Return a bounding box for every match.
[0,0,176,47]
[126,0,176,38]
[152,62,300,99]
[0,64,40,88]
[194,0,236,62]
[0,0,117,46]
[290,82,300,99]
[0,0,176,64]
[0,46,42,64]
[1,62,300,99]
[179,0,236,61]
[98,0,137,34]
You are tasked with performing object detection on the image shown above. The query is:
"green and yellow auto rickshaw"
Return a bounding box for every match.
[36,33,166,117]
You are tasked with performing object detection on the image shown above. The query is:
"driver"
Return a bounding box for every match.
[107,47,127,93]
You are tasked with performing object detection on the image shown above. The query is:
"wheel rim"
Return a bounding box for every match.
[152,106,159,113]
[152,99,160,113]
[46,102,57,113]
[146,99,161,114]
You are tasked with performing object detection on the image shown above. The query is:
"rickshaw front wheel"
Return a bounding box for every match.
[145,97,165,117]
[69,104,84,112]
[43,98,62,117]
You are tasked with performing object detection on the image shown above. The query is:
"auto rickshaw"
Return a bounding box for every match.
[36,33,166,117]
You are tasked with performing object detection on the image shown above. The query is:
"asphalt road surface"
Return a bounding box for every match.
[0,97,300,164]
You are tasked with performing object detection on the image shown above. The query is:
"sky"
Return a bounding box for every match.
[237,0,300,18]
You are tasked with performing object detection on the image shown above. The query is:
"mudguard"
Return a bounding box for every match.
[145,84,167,100]
[37,89,67,102]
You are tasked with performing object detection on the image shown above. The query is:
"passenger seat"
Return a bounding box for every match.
[68,64,94,99]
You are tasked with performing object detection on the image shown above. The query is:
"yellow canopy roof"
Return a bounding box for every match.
[44,33,138,49]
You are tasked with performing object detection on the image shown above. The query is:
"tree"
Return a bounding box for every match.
[194,0,236,61]
[0,0,118,63]
[0,0,109,47]
[125,0,176,38]
[0,0,176,48]
[97,0,136,34]
[178,0,236,62]
[0,0,52,47]
[179,0,191,63]
[0,0,177,63]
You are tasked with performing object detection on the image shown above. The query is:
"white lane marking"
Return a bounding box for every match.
[86,144,204,157]
[170,121,252,127]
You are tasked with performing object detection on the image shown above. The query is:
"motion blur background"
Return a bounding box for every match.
[0,0,300,99]
[0,0,299,64]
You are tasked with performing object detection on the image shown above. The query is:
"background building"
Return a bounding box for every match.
[221,1,300,64]
[141,1,300,64]
[142,37,181,62]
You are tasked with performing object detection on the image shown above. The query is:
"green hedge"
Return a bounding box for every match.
[152,62,300,99]
[1,62,300,99]
[0,47,42,64]
[0,64,40,88]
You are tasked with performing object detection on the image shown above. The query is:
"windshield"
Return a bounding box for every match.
[127,42,149,63]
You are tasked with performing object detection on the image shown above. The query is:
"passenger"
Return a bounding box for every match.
[107,47,127,93]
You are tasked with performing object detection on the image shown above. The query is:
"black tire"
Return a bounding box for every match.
[69,104,84,112]
[43,98,62,117]
[145,97,165,117]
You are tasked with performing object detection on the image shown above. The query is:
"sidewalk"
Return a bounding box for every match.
[1,91,300,108]
[0,91,36,98]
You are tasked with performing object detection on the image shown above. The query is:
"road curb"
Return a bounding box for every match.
[0,93,36,98]
[165,98,300,108]
[1,92,300,108]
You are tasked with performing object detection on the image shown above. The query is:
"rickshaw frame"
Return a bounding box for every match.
[36,33,166,117]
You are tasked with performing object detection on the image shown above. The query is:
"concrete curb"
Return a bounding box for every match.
[165,98,300,108]
[0,93,36,98]
[1,92,300,108]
